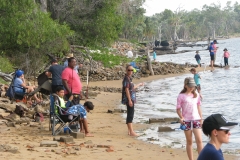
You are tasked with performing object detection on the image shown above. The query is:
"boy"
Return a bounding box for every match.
[194,51,201,67]
[190,68,202,99]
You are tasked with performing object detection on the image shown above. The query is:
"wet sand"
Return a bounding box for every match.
[0,66,238,160]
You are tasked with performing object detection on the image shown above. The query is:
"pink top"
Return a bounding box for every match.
[176,93,201,121]
[62,67,82,94]
[213,44,217,53]
[223,51,230,58]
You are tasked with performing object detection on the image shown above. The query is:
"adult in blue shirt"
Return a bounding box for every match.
[14,70,41,103]
[197,114,238,160]
[209,42,215,71]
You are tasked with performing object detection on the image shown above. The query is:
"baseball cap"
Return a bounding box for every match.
[202,114,238,136]
[185,77,196,88]
[15,70,24,77]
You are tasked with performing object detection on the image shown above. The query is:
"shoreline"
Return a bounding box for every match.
[0,66,239,160]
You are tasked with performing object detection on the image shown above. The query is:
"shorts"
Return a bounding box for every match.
[210,55,214,61]
[196,60,200,64]
[183,120,201,130]
[196,84,201,90]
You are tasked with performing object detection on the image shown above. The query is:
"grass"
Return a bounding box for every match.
[0,56,14,73]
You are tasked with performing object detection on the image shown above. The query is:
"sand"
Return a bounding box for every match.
[0,66,238,160]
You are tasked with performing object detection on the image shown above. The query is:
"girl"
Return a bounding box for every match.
[176,77,203,160]
[223,48,230,66]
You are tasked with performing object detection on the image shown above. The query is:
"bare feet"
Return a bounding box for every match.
[85,133,94,137]
[129,132,138,137]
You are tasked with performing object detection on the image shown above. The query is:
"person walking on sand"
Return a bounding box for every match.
[209,42,215,71]
[197,114,238,160]
[194,51,201,67]
[223,48,230,66]
[190,68,202,100]
[176,77,203,160]
[213,40,218,64]
[122,65,144,136]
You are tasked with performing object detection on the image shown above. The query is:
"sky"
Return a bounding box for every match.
[143,0,235,16]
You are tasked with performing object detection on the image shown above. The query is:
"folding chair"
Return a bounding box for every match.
[49,94,80,136]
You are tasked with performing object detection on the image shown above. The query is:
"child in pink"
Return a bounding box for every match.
[176,77,203,160]
[223,48,230,66]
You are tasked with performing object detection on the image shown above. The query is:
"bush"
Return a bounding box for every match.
[0,56,14,73]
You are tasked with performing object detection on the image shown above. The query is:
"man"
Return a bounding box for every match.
[209,42,215,71]
[63,53,82,73]
[45,59,65,93]
[62,57,82,106]
[213,39,218,64]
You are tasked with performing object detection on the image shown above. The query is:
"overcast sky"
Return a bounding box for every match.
[143,0,236,16]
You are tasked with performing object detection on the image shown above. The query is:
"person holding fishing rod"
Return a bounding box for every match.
[122,64,144,136]
[176,77,203,160]
[62,57,82,106]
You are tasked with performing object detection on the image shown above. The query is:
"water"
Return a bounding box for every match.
[126,38,240,152]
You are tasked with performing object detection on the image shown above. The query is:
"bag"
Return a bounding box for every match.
[14,104,27,117]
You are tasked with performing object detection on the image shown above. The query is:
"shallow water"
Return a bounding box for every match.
[122,38,240,152]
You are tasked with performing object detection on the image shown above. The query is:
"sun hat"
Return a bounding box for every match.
[66,53,74,58]
[202,114,238,136]
[223,48,228,51]
[185,77,196,88]
[16,70,24,77]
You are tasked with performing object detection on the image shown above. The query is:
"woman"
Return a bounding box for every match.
[222,48,230,66]
[122,65,144,136]
[176,77,203,160]
[197,114,238,160]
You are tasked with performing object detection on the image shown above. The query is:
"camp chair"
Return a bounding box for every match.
[49,93,80,136]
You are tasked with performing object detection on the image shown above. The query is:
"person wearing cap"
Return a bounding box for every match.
[197,114,238,160]
[13,70,41,103]
[45,59,65,93]
[213,40,219,64]
[209,42,215,71]
[194,51,201,67]
[222,48,230,66]
[62,57,82,106]
[176,77,203,160]
[190,68,202,100]
[63,53,82,73]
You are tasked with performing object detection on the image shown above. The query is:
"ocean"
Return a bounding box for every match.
[121,37,240,153]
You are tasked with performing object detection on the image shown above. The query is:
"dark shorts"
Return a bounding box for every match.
[210,55,214,61]
[64,94,80,106]
[126,101,134,124]
[183,120,201,130]
[196,84,201,90]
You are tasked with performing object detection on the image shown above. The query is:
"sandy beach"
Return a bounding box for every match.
[0,66,239,160]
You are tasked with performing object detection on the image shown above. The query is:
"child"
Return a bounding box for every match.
[153,50,157,61]
[176,77,203,160]
[55,86,94,137]
[194,51,201,67]
[190,68,202,100]
[223,48,230,66]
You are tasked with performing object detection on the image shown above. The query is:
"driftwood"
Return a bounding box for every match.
[0,71,14,82]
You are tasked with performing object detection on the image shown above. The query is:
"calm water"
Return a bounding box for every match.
[121,38,240,152]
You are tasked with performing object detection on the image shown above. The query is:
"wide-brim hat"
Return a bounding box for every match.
[202,114,238,135]
[66,53,74,58]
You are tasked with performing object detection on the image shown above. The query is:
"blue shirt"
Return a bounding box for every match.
[13,78,24,93]
[197,143,224,160]
[195,54,201,61]
[67,105,87,119]
[209,45,214,56]
[194,73,200,85]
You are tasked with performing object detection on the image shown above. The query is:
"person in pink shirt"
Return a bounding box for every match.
[62,57,82,106]
[176,77,203,160]
[213,40,218,64]
[223,48,230,66]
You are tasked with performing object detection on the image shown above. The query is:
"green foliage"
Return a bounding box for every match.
[91,51,129,68]
[0,56,14,73]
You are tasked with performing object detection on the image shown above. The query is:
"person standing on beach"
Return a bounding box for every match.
[209,42,215,71]
[197,114,238,160]
[153,49,157,61]
[194,51,201,67]
[223,48,230,66]
[176,77,203,160]
[213,40,218,64]
[190,68,202,100]
[122,65,144,136]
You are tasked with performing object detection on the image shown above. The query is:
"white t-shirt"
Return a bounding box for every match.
[127,50,133,58]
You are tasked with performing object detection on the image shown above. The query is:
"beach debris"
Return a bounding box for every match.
[70,132,85,139]
[107,110,113,113]
[40,141,58,147]
[0,144,19,153]
[158,126,175,132]
[60,136,74,143]
[84,140,93,144]
[113,109,127,113]
[106,146,114,152]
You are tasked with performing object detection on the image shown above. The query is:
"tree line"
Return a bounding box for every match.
[0,0,240,73]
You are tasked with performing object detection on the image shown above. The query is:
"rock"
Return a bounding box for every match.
[158,126,175,132]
